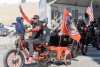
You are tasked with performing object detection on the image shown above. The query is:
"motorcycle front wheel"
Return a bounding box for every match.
[3,49,25,67]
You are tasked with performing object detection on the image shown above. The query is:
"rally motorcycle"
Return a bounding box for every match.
[80,27,88,55]
[3,31,72,67]
[77,21,88,55]
[3,32,49,67]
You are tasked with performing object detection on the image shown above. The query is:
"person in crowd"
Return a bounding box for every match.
[19,5,45,62]
[88,21,96,46]
[66,12,72,24]
[42,18,50,46]
[15,17,25,48]
[88,21,95,37]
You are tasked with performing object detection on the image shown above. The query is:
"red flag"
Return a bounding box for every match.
[61,9,81,42]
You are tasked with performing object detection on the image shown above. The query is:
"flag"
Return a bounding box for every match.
[61,9,81,42]
[86,3,94,25]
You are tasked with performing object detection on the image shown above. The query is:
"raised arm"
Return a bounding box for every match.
[19,5,31,24]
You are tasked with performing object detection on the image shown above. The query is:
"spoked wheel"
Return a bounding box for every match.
[81,45,88,55]
[3,49,25,67]
[71,41,78,58]
[36,52,49,67]
[64,53,71,65]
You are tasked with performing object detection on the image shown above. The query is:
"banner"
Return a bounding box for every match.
[61,9,81,42]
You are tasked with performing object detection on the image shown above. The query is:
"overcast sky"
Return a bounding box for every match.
[0,0,40,4]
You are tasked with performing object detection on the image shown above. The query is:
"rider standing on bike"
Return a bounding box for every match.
[19,5,44,62]
[15,17,25,48]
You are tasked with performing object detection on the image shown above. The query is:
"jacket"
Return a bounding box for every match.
[15,17,25,35]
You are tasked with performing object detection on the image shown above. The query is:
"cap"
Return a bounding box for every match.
[42,17,48,24]
[16,17,24,22]
[31,15,39,19]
